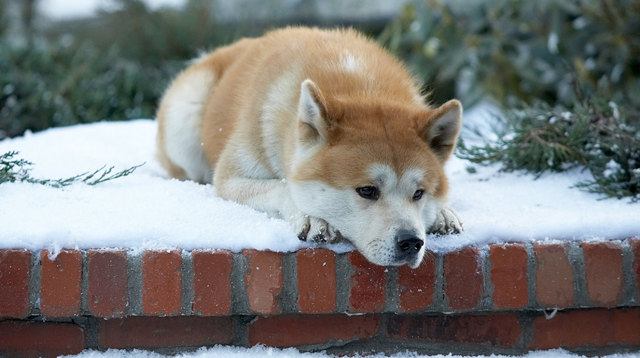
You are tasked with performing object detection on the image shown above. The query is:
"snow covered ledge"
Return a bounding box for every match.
[3,120,640,357]
[2,240,640,357]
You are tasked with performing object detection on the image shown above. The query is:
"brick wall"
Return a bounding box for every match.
[1,239,640,356]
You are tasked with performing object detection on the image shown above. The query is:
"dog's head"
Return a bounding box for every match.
[289,80,462,268]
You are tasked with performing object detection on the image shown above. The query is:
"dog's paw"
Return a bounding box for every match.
[291,214,342,243]
[428,206,463,235]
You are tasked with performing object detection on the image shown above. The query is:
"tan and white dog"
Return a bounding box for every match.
[156,27,463,268]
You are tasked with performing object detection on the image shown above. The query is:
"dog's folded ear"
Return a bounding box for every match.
[298,79,330,143]
[418,100,463,163]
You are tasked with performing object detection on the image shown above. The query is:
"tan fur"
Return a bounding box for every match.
[156,27,463,267]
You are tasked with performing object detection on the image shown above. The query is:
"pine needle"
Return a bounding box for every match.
[0,151,144,188]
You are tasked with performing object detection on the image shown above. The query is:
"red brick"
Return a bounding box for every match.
[248,314,380,347]
[0,321,84,357]
[296,248,336,313]
[388,313,521,347]
[0,250,31,318]
[534,243,574,307]
[142,250,182,316]
[530,308,640,349]
[490,243,528,309]
[582,241,623,306]
[444,246,483,311]
[398,251,436,312]
[630,239,640,296]
[192,250,233,316]
[98,316,233,349]
[348,251,386,313]
[244,249,283,315]
[531,309,617,349]
[87,250,128,318]
[40,250,82,317]
[613,308,640,345]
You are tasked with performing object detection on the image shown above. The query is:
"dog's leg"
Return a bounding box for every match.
[428,206,463,235]
[214,151,342,243]
[219,177,342,243]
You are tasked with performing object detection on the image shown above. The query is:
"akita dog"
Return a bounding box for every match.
[156,27,463,268]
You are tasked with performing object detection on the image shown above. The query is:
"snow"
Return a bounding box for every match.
[0,120,309,254]
[0,106,639,254]
[604,159,622,179]
[60,346,640,358]
[458,101,504,145]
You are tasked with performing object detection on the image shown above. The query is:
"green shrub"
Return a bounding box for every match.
[0,39,180,139]
[379,0,640,108]
[0,0,246,139]
[48,0,241,66]
[0,0,7,38]
[458,90,640,201]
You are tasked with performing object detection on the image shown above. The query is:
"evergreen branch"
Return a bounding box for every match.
[83,164,143,185]
[457,94,640,201]
[0,151,33,184]
[0,151,144,188]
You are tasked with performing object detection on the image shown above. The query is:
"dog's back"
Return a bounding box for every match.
[156,28,424,183]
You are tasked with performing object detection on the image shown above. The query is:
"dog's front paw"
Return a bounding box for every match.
[291,214,342,243]
[428,206,463,235]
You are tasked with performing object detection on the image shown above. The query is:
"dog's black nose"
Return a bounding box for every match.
[396,229,424,254]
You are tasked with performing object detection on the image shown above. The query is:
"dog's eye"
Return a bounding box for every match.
[412,189,424,201]
[356,186,379,200]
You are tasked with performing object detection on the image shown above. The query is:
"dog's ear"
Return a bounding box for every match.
[418,100,462,163]
[298,79,329,143]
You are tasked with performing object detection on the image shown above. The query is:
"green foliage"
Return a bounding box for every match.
[0,38,179,139]
[574,101,640,201]
[0,0,7,38]
[1,151,144,187]
[458,101,590,174]
[379,0,640,108]
[0,0,247,139]
[48,0,240,66]
[0,151,31,184]
[458,93,640,201]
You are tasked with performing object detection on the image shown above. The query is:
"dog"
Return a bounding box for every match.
[155,27,463,268]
